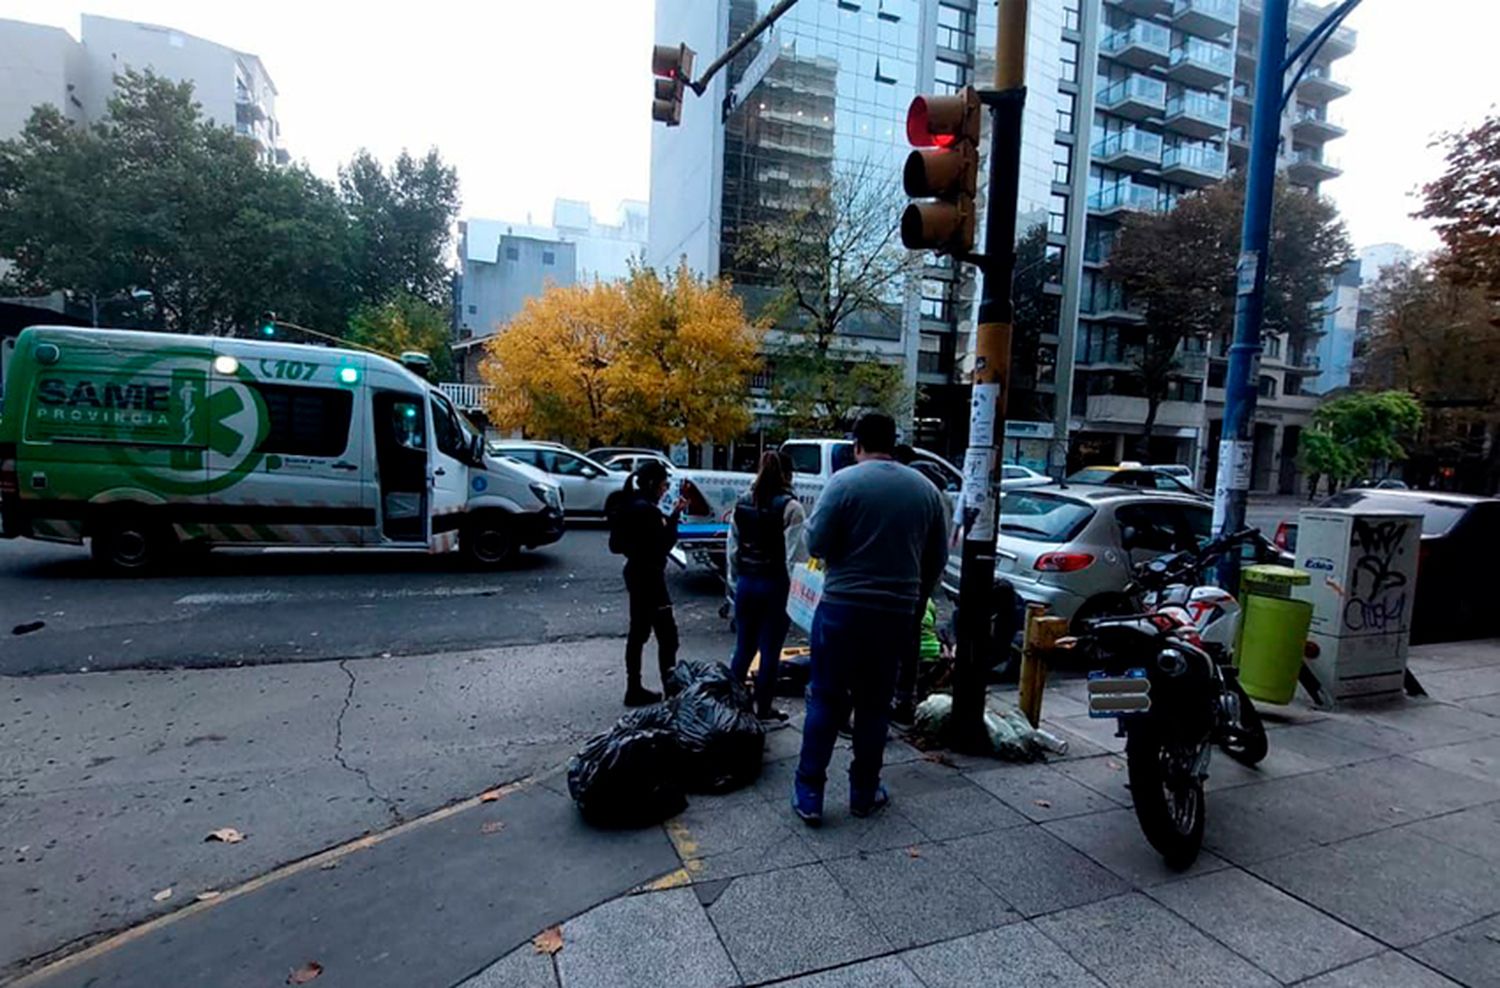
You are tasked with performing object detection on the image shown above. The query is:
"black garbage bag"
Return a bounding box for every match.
[668,660,751,711]
[617,701,676,732]
[566,725,687,827]
[671,681,765,793]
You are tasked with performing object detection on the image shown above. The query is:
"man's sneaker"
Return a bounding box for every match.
[757,707,790,723]
[889,701,916,728]
[624,685,662,707]
[791,779,823,827]
[850,784,891,818]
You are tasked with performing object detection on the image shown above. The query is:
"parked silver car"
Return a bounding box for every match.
[942,486,1213,629]
[489,442,619,517]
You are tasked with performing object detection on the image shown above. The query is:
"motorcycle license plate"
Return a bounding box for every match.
[1087,668,1151,718]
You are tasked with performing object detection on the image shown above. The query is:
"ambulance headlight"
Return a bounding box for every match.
[530,482,560,509]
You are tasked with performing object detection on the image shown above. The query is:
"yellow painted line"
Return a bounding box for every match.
[6,778,534,987]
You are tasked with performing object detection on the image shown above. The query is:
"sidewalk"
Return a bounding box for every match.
[464,640,1500,988]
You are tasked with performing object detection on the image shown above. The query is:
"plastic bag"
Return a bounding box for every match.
[910,693,1061,762]
[566,725,687,827]
[617,701,676,732]
[668,660,751,711]
[671,680,765,793]
[776,651,812,697]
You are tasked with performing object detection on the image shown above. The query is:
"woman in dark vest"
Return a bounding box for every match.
[727,451,808,721]
[612,461,685,706]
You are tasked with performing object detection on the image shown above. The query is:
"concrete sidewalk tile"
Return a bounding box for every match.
[1050,754,1132,806]
[1330,754,1500,821]
[1251,829,1500,948]
[1044,808,1229,888]
[666,796,819,881]
[966,763,1119,822]
[1033,893,1280,988]
[898,779,1031,841]
[1410,735,1500,786]
[1408,913,1500,988]
[901,923,1105,988]
[775,955,924,987]
[762,725,806,762]
[1256,722,1388,768]
[1409,801,1500,866]
[945,825,1129,918]
[825,842,1017,950]
[1147,869,1381,984]
[556,887,738,988]
[460,944,559,988]
[707,862,888,984]
[1051,714,1127,755]
[794,798,928,861]
[1419,665,1500,703]
[1296,951,1462,987]
[1461,693,1500,719]
[1308,702,1499,753]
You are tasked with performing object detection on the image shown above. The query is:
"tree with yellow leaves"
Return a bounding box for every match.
[482,264,762,448]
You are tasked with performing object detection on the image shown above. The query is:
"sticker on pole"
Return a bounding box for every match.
[959,446,996,543]
[1236,251,1260,296]
[1211,439,1253,531]
[967,383,1001,447]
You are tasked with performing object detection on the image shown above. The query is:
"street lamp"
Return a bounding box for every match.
[88,288,153,327]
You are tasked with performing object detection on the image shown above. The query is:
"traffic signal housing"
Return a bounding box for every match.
[901,87,982,255]
[651,43,696,126]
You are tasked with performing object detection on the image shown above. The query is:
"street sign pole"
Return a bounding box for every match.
[950,0,1027,751]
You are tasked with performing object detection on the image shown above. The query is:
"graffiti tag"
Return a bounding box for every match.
[1343,518,1411,634]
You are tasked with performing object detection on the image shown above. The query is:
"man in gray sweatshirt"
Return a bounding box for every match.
[792,413,949,824]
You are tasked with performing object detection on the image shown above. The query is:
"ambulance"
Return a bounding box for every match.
[0,326,564,572]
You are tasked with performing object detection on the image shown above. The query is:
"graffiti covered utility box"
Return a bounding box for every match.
[1294,509,1421,702]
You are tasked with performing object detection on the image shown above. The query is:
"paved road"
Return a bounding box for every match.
[0,528,733,676]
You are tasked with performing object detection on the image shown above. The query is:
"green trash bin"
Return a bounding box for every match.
[1235,564,1312,705]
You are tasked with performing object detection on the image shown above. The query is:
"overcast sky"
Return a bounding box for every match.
[4,0,1493,253]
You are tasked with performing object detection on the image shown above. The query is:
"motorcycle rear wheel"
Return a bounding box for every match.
[1126,729,1206,871]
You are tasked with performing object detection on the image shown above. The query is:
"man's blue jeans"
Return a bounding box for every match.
[795,599,912,802]
[728,574,791,713]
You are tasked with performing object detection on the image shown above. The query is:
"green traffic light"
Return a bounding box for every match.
[261,323,276,337]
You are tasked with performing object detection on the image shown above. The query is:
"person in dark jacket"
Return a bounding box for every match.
[727,451,809,722]
[613,461,686,706]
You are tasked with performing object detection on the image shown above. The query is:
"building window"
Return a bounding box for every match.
[1208,362,1226,388]
[1258,375,1278,398]
[1062,0,1081,31]
[1285,375,1303,396]
[1057,92,1076,133]
[467,304,477,315]
[1053,143,1072,185]
[1060,40,1079,84]
[542,251,555,266]
[1263,334,1281,358]
[1048,193,1068,235]
[504,246,519,261]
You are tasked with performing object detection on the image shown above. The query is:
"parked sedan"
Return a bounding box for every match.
[602,452,674,475]
[490,442,620,518]
[1001,463,1054,489]
[1277,488,1500,644]
[1068,465,1207,499]
[942,486,1215,630]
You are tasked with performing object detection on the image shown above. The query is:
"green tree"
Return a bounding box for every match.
[339,148,460,308]
[1108,177,1351,453]
[346,292,455,381]
[1416,113,1500,302]
[1302,391,1424,487]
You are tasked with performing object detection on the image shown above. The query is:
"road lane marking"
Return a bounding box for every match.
[174,586,502,606]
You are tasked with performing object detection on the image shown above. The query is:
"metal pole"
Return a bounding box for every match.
[951,0,1027,752]
[1212,0,1289,588]
[688,0,801,96]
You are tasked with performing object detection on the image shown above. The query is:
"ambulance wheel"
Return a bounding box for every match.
[462,516,515,569]
[91,518,171,575]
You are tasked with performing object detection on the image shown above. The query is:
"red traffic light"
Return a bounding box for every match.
[906,90,981,148]
[651,43,696,127]
[652,44,695,81]
[901,87,981,255]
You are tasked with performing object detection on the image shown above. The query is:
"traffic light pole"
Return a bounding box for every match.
[950,0,1028,752]
[1212,0,1360,589]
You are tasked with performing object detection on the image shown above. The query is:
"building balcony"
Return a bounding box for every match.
[1096,74,1168,121]
[1092,128,1164,171]
[1296,64,1352,103]
[1087,182,1162,215]
[1100,21,1172,69]
[1086,394,1204,430]
[1292,106,1347,142]
[1161,143,1226,186]
[1164,92,1230,139]
[1083,297,1147,323]
[1105,0,1174,17]
[1172,0,1237,38]
[1174,350,1209,377]
[439,382,494,413]
[1288,5,1357,60]
[1286,147,1342,185]
[1227,125,1248,166]
[1168,38,1233,87]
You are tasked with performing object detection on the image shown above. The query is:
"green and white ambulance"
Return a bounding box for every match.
[0,326,564,572]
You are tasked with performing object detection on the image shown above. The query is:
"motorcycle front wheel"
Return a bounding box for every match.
[1126,728,1206,871]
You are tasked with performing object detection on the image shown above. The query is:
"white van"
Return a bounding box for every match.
[0,327,564,572]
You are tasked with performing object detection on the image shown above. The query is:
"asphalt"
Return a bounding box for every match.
[0,528,731,675]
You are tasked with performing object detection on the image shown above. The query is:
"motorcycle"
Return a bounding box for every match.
[1066,528,1274,870]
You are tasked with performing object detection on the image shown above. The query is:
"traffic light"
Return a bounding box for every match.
[259,312,277,338]
[901,87,982,255]
[651,43,696,126]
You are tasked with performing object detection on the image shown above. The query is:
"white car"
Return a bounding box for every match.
[490,442,620,518]
[602,452,674,475]
[1150,464,1195,485]
[1001,464,1054,489]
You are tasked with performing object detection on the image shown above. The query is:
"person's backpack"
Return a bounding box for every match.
[605,489,628,555]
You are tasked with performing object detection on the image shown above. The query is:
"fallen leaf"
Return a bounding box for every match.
[920,751,957,768]
[1033,799,1053,809]
[532,925,563,956]
[206,828,244,844]
[318,861,339,871]
[905,846,922,859]
[287,961,323,984]
[481,821,506,835]
[1105,760,1124,772]
[152,887,172,902]
[196,891,220,902]
[479,789,502,802]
